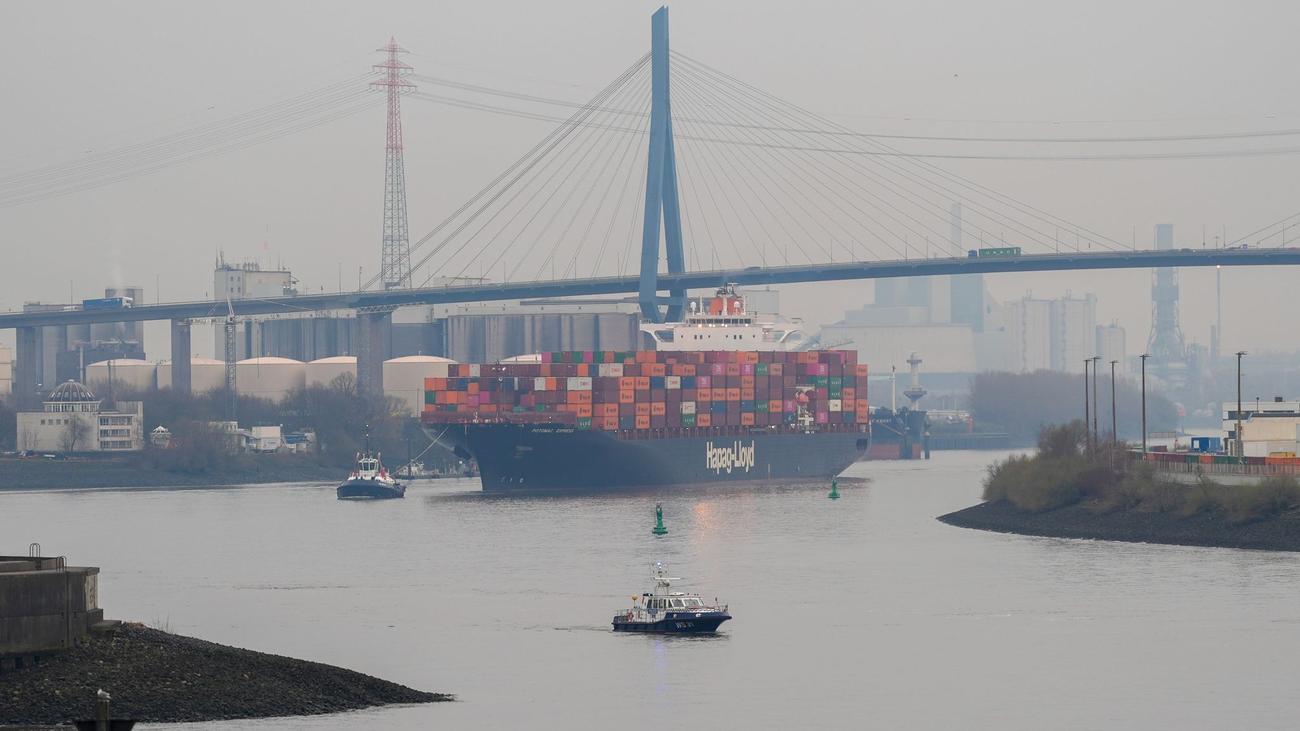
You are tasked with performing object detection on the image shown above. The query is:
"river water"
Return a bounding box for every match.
[5,450,1300,730]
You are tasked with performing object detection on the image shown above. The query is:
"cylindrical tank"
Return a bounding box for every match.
[383,355,455,415]
[85,359,156,395]
[307,356,357,389]
[159,357,227,393]
[235,357,306,402]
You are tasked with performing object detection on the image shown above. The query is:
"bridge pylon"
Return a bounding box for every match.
[638,6,687,324]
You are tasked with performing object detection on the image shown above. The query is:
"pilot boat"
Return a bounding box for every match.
[612,563,731,634]
[336,432,405,500]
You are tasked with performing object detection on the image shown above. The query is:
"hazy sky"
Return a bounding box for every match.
[2,0,1298,359]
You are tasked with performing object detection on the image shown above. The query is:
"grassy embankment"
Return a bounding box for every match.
[940,421,1300,551]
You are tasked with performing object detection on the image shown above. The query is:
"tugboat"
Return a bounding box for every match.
[336,429,406,500]
[612,563,731,634]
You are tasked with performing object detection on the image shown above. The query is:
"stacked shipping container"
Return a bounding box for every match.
[422,350,868,434]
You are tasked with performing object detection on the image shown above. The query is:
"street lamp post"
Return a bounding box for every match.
[1139,354,1149,453]
[1236,351,1247,460]
[1091,356,1101,445]
[1083,359,1091,450]
[1110,360,1118,445]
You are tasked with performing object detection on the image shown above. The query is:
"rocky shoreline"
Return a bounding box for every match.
[939,499,1300,552]
[0,624,451,726]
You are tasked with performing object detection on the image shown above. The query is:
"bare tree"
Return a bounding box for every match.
[61,417,90,453]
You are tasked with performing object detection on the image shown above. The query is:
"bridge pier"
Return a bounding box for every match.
[169,319,192,395]
[356,308,392,398]
[14,326,40,409]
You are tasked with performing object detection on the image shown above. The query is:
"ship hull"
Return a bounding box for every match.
[427,424,868,492]
[612,612,732,633]
[336,479,406,500]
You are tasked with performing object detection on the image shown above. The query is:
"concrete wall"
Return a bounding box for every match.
[0,344,11,396]
[0,559,101,660]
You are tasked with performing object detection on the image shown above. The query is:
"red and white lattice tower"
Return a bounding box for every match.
[372,38,415,289]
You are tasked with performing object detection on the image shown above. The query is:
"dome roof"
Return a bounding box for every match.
[236,357,304,366]
[385,355,455,364]
[310,356,357,364]
[87,358,153,368]
[47,380,97,402]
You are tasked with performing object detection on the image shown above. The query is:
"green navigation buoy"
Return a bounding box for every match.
[652,503,668,535]
[828,478,840,500]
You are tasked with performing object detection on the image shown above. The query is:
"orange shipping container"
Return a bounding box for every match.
[725,363,741,376]
[636,415,651,429]
[635,376,651,390]
[651,402,666,416]
[619,389,635,404]
[711,388,728,401]
[577,404,593,418]
[635,403,652,416]
[741,388,755,401]
[696,413,712,427]
[741,375,755,388]
[619,377,636,390]
[467,382,480,394]
[741,413,756,426]
[647,363,666,377]
[726,387,742,401]
[769,400,783,413]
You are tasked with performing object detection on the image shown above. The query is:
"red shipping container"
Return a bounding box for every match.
[769,400,783,413]
[696,413,712,427]
[741,413,756,426]
[577,404,593,418]
[726,387,742,401]
[741,388,755,401]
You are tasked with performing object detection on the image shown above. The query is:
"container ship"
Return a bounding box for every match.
[421,287,869,492]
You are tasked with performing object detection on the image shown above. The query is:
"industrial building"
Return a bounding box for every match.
[16,380,144,452]
[997,292,1097,374]
[1096,321,1128,375]
[1224,398,1300,457]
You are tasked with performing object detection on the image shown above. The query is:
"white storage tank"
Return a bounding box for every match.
[235,357,306,402]
[307,356,357,389]
[159,357,227,393]
[384,355,455,415]
[85,359,156,395]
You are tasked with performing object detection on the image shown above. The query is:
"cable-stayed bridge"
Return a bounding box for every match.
[4,7,1300,401]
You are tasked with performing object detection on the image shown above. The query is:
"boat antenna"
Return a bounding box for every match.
[364,423,371,455]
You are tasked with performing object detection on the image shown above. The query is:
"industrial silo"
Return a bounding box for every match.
[307,356,357,389]
[235,357,306,402]
[85,359,156,395]
[383,355,455,415]
[159,357,227,393]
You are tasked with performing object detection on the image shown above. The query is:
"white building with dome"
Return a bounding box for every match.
[16,380,144,453]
